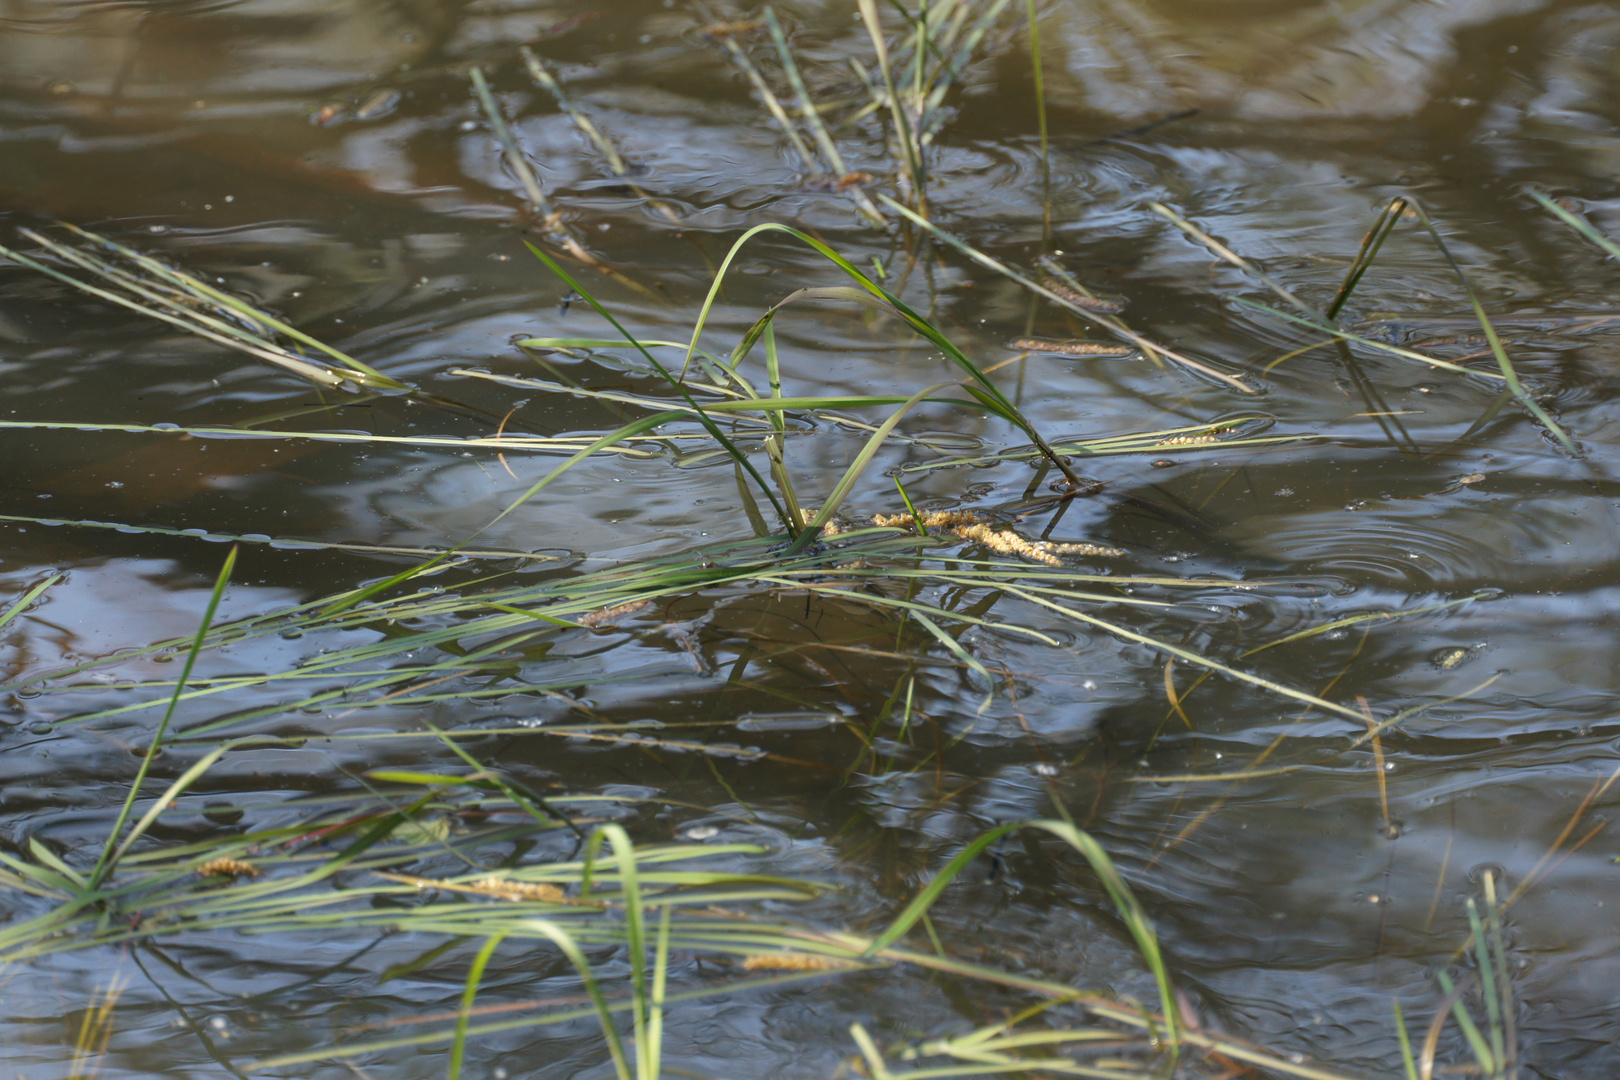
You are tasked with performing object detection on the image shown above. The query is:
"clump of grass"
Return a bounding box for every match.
[0,225,405,390]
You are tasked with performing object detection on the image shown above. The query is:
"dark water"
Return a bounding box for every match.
[3,0,1620,1076]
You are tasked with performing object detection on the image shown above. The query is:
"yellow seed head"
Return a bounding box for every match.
[741,953,852,972]
[469,877,566,902]
[198,858,263,879]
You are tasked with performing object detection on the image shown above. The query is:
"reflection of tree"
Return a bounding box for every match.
[1044,0,1552,120]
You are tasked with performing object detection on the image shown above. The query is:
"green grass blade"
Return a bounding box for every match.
[876,198,1253,392]
[1435,970,1495,1075]
[524,918,635,1080]
[789,380,960,553]
[1149,201,1311,313]
[57,222,401,385]
[1528,190,1620,262]
[1402,200,1576,453]
[525,240,792,530]
[90,546,237,889]
[1327,197,1407,320]
[449,931,511,1080]
[1394,1001,1420,1080]
[863,819,1176,1051]
[855,0,926,214]
[0,572,61,634]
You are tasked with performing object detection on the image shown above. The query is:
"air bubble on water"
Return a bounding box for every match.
[1033,762,1058,777]
[684,826,719,840]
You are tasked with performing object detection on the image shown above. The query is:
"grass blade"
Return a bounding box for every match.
[1528,189,1620,262]
[863,819,1177,1051]
[90,547,236,889]
[0,573,61,634]
[1327,197,1407,320]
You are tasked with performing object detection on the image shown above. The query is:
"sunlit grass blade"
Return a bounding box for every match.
[720,35,820,173]
[0,237,360,390]
[763,7,887,227]
[854,0,925,214]
[790,380,960,551]
[681,221,1083,484]
[1234,298,1509,379]
[470,65,557,221]
[0,418,659,456]
[57,222,401,384]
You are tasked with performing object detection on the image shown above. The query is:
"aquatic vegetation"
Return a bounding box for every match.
[5,2,1620,1077]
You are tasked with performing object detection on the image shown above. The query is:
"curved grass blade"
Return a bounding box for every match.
[449,930,512,1080]
[525,241,792,530]
[862,818,1177,1051]
[1327,196,1407,320]
[681,222,1083,485]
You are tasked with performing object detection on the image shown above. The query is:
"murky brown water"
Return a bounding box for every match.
[4,1,1620,1077]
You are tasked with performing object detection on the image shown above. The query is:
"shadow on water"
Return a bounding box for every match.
[4,0,1620,1077]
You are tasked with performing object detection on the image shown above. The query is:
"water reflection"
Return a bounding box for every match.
[4,0,1620,1077]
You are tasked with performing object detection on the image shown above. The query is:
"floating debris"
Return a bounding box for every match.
[1009,338,1135,357]
[805,172,877,192]
[1040,281,1126,314]
[702,19,767,38]
[355,88,401,121]
[310,102,351,127]
[873,509,986,531]
[873,510,1123,565]
[468,877,567,903]
[578,599,655,628]
[198,858,263,880]
[741,953,854,972]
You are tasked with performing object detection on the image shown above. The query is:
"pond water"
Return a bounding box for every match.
[3,1,1619,1077]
